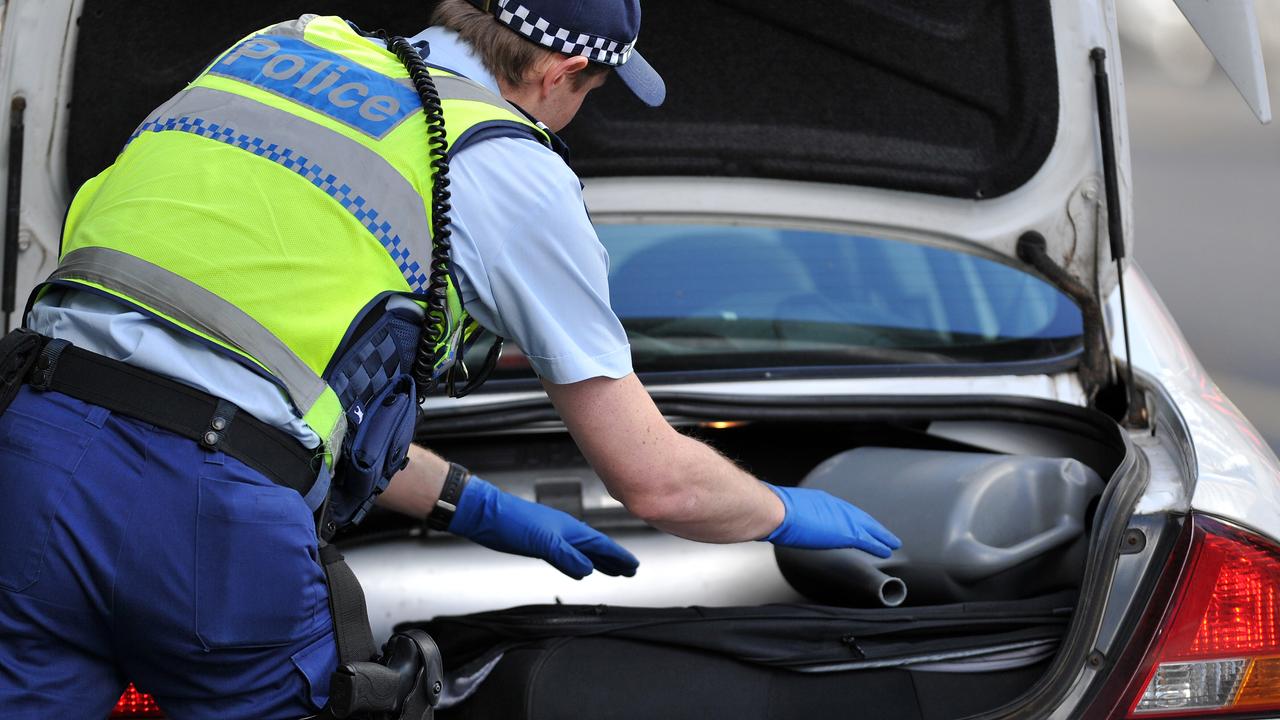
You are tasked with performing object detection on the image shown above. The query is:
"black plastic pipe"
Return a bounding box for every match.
[3,97,25,335]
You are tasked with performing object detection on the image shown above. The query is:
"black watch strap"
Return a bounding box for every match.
[426,462,471,531]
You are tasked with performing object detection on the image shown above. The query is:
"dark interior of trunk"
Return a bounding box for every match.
[339,409,1125,719]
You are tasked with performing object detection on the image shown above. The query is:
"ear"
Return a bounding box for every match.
[540,54,591,98]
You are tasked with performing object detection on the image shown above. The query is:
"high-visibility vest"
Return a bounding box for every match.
[40,15,552,462]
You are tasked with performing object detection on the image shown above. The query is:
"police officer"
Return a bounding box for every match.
[0,1,900,718]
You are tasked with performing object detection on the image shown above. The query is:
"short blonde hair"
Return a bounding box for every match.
[430,0,610,88]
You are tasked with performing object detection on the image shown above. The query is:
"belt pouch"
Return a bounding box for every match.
[331,373,418,527]
[0,329,42,415]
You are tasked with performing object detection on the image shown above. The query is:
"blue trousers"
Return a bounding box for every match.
[0,387,338,719]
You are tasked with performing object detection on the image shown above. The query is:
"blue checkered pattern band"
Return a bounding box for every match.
[494,0,635,66]
[328,312,419,414]
[128,116,429,293]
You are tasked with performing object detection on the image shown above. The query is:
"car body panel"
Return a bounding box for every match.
[1111,267,1280,540]
[0,0,77,313]
[426,373,1089,414]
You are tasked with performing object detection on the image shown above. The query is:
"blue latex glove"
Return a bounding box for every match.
[762,484,902,558]
[447,477,639,580]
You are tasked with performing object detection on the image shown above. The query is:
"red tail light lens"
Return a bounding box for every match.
[1165,532,1280,660]
[110,684,164,718]
[1126,516,1280,717]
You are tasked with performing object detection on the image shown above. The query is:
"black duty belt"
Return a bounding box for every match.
[22,334,319,497]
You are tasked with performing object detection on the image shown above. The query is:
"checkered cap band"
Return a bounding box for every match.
[493,0,635,66]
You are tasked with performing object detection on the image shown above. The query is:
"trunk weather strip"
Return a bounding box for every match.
[965,427,1150,719]
[418,393,1127,452]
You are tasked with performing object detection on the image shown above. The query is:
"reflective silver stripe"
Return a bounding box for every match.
[51,247,329,420]
[326,410,349,466]
[432,75,527,119]
[135,86,434,288]
[262,14,318,39]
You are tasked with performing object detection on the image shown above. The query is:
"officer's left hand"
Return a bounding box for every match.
[446,476,639,580]
[761,483,902,558]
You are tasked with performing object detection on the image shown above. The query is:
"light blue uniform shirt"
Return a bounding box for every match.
[29,26,632,448]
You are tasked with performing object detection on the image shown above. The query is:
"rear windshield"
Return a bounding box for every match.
[484,224,1083,380]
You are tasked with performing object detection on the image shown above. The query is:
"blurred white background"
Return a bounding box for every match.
[1118,0,1280,450]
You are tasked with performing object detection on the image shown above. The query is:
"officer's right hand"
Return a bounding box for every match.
[445,476,640,580]
[760,484,902,558]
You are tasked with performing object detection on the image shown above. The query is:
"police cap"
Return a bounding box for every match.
[465,0,665,107]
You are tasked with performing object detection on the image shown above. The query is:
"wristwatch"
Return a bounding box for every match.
[426,462,471,531]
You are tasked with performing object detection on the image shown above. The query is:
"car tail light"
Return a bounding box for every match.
[109,684,164,718]
[1123,515,1280,717]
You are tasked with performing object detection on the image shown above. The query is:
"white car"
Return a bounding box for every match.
[2,1,1277,719]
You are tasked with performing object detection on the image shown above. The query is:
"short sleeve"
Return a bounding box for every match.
[445,136,633,384]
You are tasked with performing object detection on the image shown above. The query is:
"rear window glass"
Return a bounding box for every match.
[484,224,1083,379]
